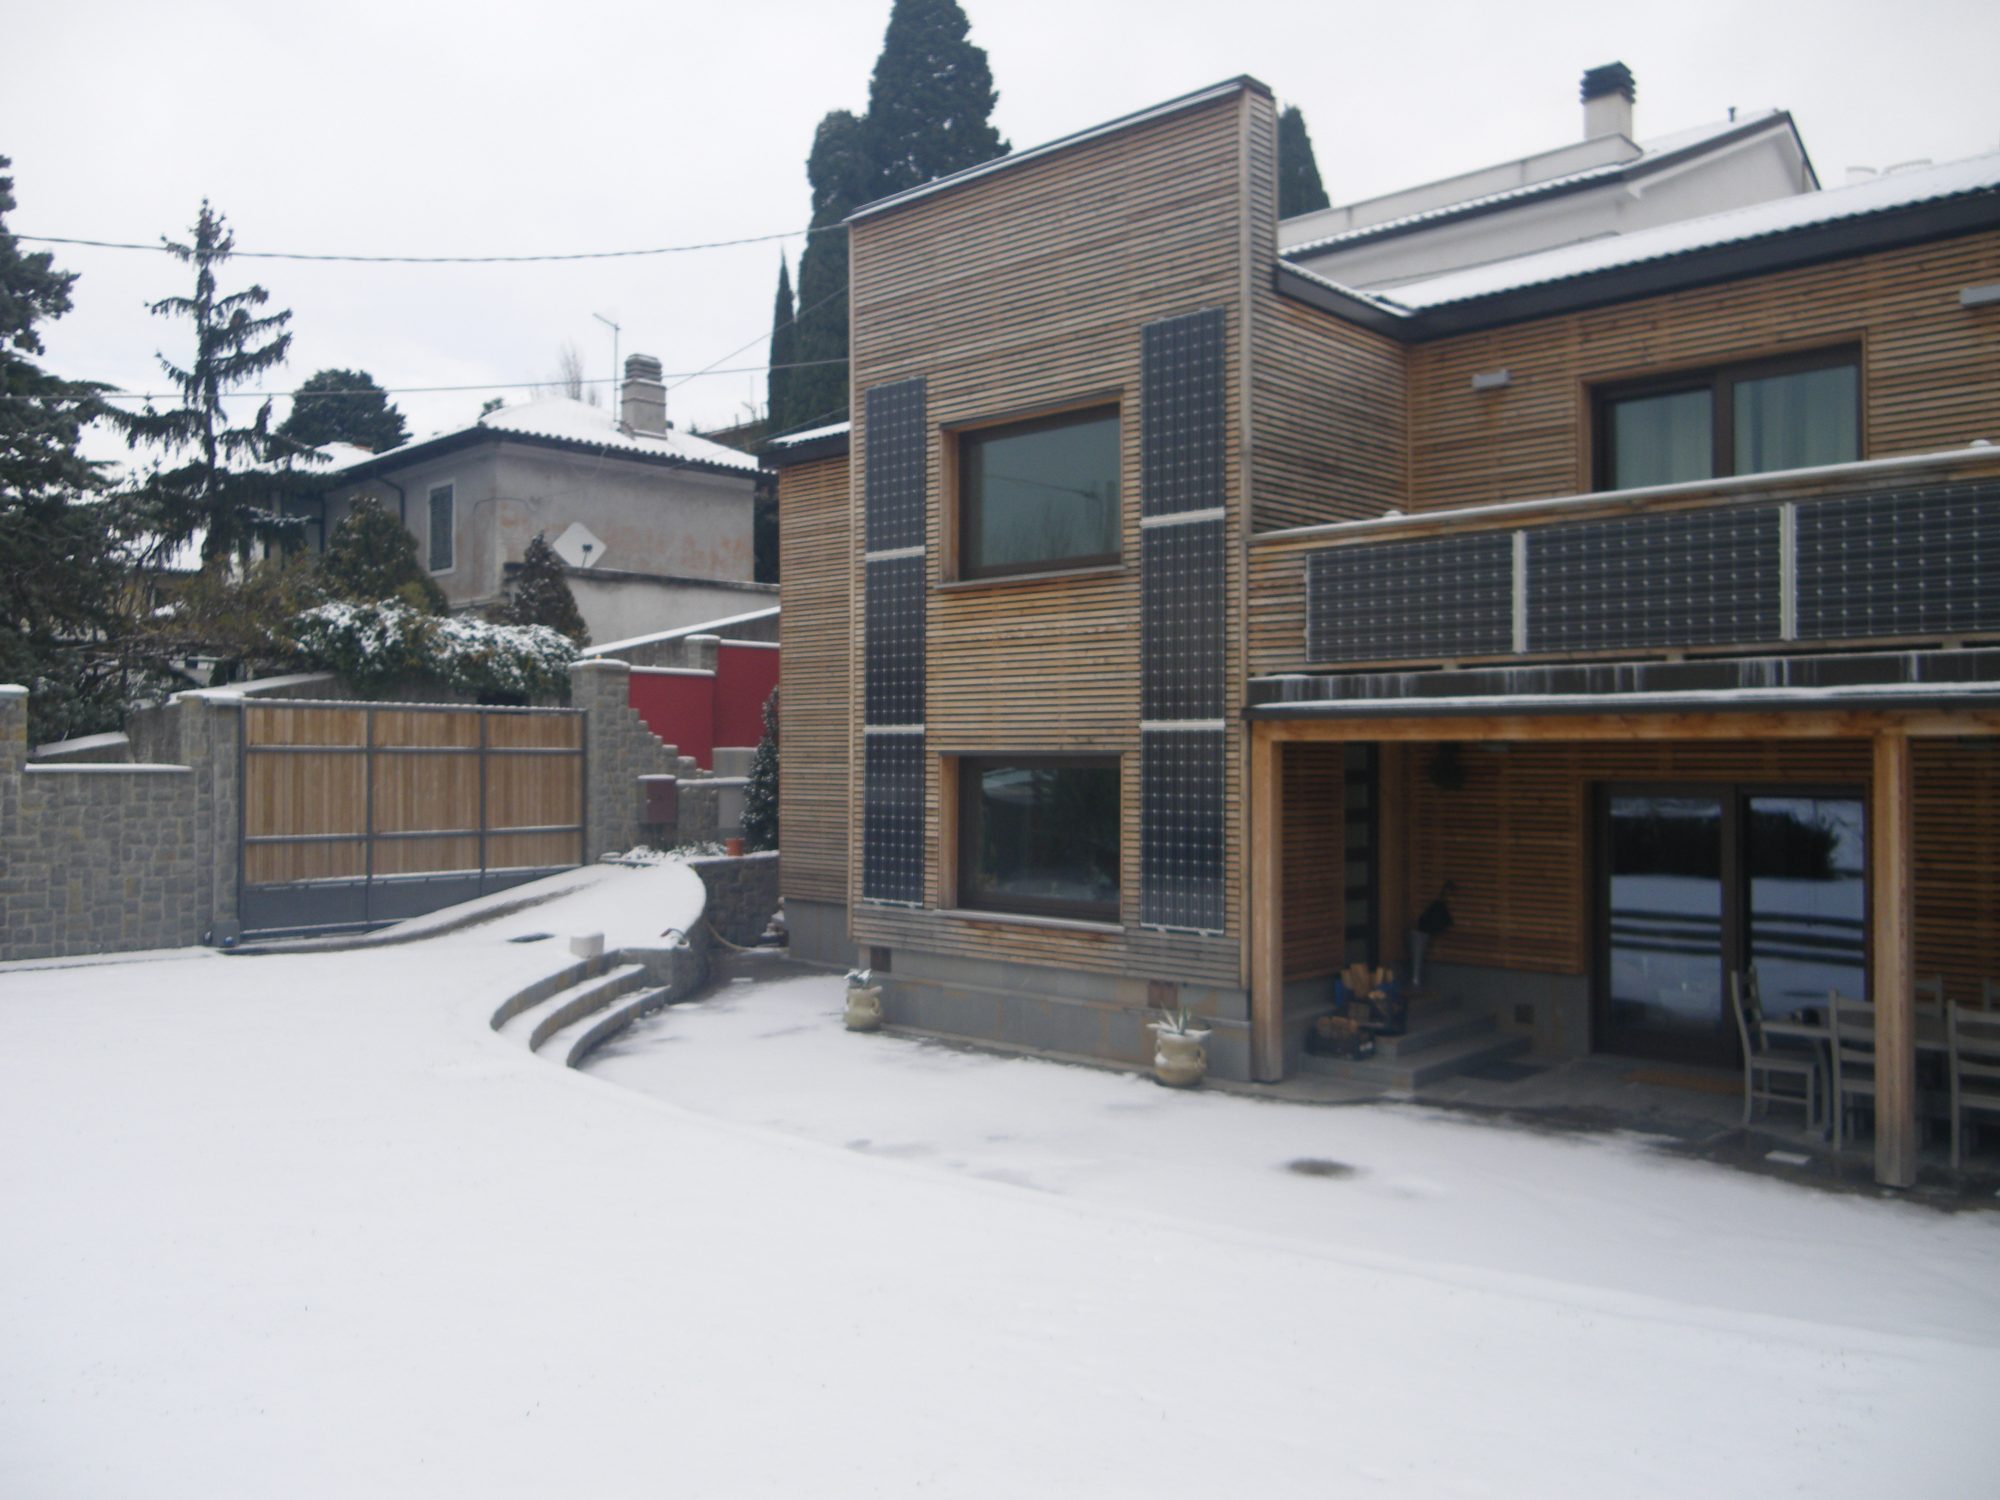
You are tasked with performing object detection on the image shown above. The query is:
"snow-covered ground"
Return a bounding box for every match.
[3,879,1994,1498]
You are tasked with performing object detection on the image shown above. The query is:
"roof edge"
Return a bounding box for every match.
[848,76,1270,227]
[329,422,758,486]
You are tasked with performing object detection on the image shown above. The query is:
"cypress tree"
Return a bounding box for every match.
[765,256,799,435]
[741,689,779,853]
[787,110,873,434]
[1277,104,1332,219]
[864,0,1009,199]
[497,531,589,645]
[122,202,311,565]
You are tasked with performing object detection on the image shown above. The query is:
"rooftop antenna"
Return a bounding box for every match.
[591,310,621,420]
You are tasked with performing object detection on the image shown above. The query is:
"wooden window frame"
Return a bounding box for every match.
[1591,346,1862,492]
[954,752,1122,922]
[951,403,1123,582]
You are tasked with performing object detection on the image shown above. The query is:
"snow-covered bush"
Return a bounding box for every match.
[287,600,577,699]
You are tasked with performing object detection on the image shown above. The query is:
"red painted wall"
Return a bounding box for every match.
[715,643,781,751]
[628,669,714,769]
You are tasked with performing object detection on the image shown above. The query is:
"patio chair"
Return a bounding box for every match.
[1947,1002,2000,1169]
[1826,993,1879,1151]
[1729,968,1819,1130]
[1915,975,1946,1019]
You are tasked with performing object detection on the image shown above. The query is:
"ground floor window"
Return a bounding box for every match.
[1599,785,1865,1064]
[956,756,1120,920]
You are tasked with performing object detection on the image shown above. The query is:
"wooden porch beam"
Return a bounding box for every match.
[1871,730,1918,1188]
[1258,708,2000,744]
[1248,725,1285,1082]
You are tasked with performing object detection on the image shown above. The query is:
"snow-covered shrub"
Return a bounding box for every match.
[287,600,577,699]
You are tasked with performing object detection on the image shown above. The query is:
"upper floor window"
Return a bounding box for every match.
[1596,350,1859,492]
[958,407,1120,579]
[427,483,455,572]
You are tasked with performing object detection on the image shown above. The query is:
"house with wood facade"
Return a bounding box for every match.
[767,71,2000,1187]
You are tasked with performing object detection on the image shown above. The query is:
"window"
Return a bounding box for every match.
[958,407,1120,579]
[427,483,454,572]
[1596,350,1859,491]
[957,756,1120,921]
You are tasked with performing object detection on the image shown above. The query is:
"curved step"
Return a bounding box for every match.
[542,986,671,1068]
[502,963,649,1051]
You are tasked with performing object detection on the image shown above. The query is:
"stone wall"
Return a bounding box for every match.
[569,659,680,859]
[685,851,780,947]
[0,687,229,960]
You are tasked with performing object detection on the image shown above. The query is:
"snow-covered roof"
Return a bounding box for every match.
[322,396,759,478]
[1381,150,2000,311]
[1280,110,1797,258]
[765,421,851,449]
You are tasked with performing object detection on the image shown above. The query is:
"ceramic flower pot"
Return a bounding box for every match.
[844,984,885,1032]
[1151,1025,1210,1088]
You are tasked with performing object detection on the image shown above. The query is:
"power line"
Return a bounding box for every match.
[13,223,844,265]
[667,284,846,393]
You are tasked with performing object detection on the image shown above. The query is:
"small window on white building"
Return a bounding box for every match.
[427,483,454,572]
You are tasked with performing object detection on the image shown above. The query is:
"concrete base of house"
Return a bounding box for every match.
[1426,961,1592,1059]
[875,946,1254,1083]
[783,897,856,970]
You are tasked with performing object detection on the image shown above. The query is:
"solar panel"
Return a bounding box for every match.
[864,378,928,553]
[1141,308,1227,518]
[1528,506,1780,652]
[1142,517,1226,720]
[1140,728,1225,931]
[864,554,926,725]
[861,732,925,904]
[1306,532,1514,663]
[1797,480,2000,640]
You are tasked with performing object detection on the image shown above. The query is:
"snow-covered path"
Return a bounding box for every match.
[2,876,1993,1498]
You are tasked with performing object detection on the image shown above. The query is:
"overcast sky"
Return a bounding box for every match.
[6,0,1996,461]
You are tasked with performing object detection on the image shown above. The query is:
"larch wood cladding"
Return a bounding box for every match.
[1280,742,1348,979]
[844,87,1266,986]
[1406,231,2000,512]
[1250,294,1408,531]
[1382,736,1998,1005]
[777,453,852,908]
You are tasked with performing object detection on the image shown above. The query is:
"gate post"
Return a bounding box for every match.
[174,688,244,945]
[570,658,675,860]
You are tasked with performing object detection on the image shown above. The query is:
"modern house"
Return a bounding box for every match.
[310,356,773,644]
[768,69,2000,1187]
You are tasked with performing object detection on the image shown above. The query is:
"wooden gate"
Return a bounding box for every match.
[239,700,585,936]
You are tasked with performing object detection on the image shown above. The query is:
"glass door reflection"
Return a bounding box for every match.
[1744,796,1866,1021]
[1604,794,1729,1062]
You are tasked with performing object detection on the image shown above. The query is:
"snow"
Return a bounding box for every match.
[763,419,850,448]
[3,886,1995,1496]
[582,604,780,658]
[319,396,760,476]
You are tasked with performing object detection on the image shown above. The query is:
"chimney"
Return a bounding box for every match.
[621,353,667,436]
[1580,62,1635,142]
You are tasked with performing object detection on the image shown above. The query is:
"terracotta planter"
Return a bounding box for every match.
[844,985,885,1032]
[724,837,745,857]
[1151,1025,1211,1088]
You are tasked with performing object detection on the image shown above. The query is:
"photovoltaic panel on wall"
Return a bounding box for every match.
[864,378,927,553]
[1142,518,1226,720]
[1141,730,1225,931]
[862,733,925,905]
[864,555,925,725]
[1141,308,1226,518]
[1306,533,1513,663]
[1796,481,2000,640]
[1528,506,1780,653]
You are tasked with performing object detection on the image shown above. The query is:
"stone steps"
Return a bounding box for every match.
[540,985,671,1067]
[1299,992,1531,1089]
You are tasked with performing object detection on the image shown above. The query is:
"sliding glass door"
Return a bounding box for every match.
[1598,787,1865,1064]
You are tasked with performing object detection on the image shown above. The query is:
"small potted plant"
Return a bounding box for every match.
[1150,997,1211,1088]
[844,968,884,1032]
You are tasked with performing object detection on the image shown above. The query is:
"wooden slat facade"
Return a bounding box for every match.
[843,87,1266,986]
[777,452,853,908]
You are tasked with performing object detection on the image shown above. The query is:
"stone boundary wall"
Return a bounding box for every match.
[684,851,780,947]
[1,686,238,961]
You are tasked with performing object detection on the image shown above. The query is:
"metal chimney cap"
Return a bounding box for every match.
[1580,62,1635,104]
[624,353,663,381]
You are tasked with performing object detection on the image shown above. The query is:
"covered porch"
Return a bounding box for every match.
[1245,654,2000,1188]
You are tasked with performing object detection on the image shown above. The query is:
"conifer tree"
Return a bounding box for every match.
[787,110,873,433]
[765,256,800,435]
[122,202,310,565]
[741,689,779,853]
[864,0,1008,199]
[1277,104,1332,219]
[277,368,408,454]
[496,531,589,645]
[0,156,140,743]
[318,495,446,613]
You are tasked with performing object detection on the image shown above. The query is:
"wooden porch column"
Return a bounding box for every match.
[1376,744,1409,972]
[1871,729,1918,1188]
[1249,725,1285,1082]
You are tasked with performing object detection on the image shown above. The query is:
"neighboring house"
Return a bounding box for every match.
[770,67,2000,1187]
[313,356,773,643]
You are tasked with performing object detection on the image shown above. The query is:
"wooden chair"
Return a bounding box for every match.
[1826,993,1879,1151]
[1729,969,1819,1130]
[1947,1002,2000,1169]
[1915,975,1946,1020]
